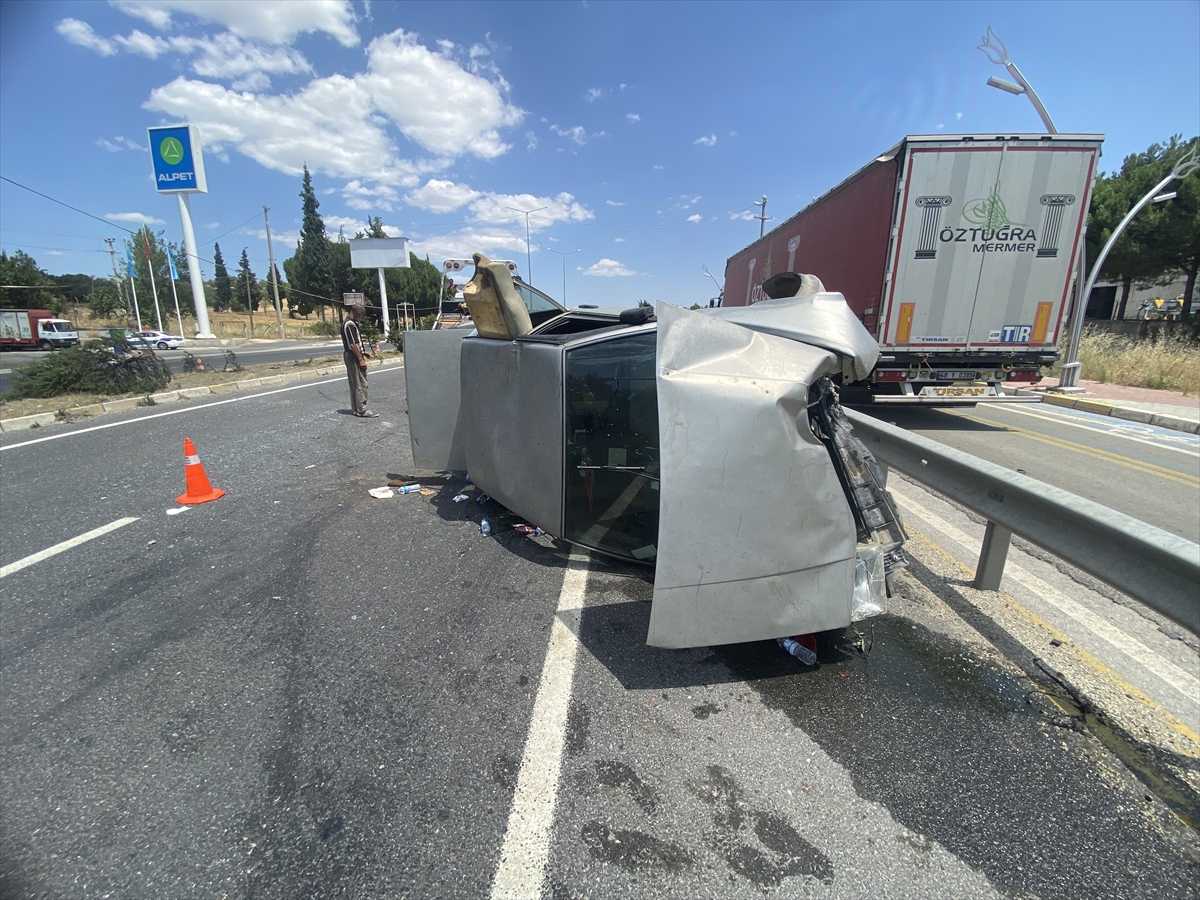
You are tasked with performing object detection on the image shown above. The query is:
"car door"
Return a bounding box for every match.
[404,329,470,470]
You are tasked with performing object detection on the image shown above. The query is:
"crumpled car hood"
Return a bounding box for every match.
[702,291,880,382]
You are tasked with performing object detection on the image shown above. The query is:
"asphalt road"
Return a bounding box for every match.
[0,340,343,395]
[877,403,1200,543]
[1,372,1197,899]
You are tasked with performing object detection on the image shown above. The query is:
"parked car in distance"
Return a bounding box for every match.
[127,330,184,350]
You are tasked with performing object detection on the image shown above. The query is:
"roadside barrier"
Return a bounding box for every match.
[846,409,1200,635]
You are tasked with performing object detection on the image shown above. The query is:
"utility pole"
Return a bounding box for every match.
[753,195,771,237]
[264,206,285,339]
[105,237,129,320]
[245,255,255,336]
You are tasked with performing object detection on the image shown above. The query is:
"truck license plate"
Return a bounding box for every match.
[935,371,979,380]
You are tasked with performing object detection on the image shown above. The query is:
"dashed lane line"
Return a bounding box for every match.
[890,485,1200,702]
[1,517,139,578]
[491,552,589,900]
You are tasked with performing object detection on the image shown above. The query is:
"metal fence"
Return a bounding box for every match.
[846,409,1200,636]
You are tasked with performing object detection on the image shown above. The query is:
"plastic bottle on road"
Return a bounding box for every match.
[777,637,818,665]
[397,484,422,494]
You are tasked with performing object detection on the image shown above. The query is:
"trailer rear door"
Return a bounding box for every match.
[878,135,1100,353]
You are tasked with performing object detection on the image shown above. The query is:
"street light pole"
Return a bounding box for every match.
[1057,148,1199,389]
[978,26,1057,133]
[701,264,725,305]
[506,205,547,284]
[544,247,581,304]
[753,195,771,237]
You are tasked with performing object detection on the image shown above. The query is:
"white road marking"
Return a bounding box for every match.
[0,365,405,452]
[890,485,1200,701]
[491,553,589,900]
[984,404,1200,457]
[1,516,139,578]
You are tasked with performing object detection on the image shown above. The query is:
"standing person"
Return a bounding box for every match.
[341,303,377,417]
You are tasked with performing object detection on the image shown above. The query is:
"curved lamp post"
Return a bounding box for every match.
[1058,147,1199,388]
[701,264,725,306]
[977,26,1057,134]
[506,205,547,284]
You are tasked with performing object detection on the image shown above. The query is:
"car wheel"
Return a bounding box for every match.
[157,341,169,350]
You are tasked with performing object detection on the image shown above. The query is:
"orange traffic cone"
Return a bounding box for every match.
[196,356,205,372]
[177,437,225,504]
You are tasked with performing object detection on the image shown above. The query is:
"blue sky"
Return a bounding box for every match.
[1,0,1197,309]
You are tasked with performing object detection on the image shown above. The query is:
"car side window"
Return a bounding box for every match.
[563,332,659,562]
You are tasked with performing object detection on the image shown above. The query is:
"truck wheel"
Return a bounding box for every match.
[39,340,52,351]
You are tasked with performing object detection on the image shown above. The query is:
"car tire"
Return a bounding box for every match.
[157,341,169,350]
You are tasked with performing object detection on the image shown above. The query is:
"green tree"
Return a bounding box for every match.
[290,164,334,320]
[0,249,61,311]
[1087,135,1200,320]
[234,248,259,312]
[212,243,232,312]
[87,280,123,319]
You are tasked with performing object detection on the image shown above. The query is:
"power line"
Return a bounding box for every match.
[0,176,137,235]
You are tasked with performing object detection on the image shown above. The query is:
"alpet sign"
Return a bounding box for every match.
[147,125,208,194]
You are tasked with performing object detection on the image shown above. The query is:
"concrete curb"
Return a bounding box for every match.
[0,357,405,432]
[1007,387,1200,435]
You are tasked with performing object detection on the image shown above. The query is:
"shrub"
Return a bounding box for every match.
[419,313,437,331]
[387,321,404,352]
[308,320,339,337]
[7,338,171,399]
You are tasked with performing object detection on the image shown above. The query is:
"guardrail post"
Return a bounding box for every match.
[974,520,1012,591]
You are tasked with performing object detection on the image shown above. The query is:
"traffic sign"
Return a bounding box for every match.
[147,125,207,194]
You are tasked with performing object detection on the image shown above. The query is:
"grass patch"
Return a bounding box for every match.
[1059,327,1200,395]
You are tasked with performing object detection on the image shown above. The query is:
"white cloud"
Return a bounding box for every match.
[653,164,664,170]
[44,250,64,256]
[56,18,118,55]
[408,226,531,269]
[232,71,272,92]
[956,112,963,120]
[729,209,757,221]
[362,30,523,158]
[729,130,737,137]
[106,212,166,225]
[614,237,625,243]
[626,113,640,123]
[606,200,625,207]
[583,258,636,277]
[687,214,702,223]
[112,0,360,47]
[203,221,221,229]
[96,135,144,152]
[145,29,523,185]
[343,179,400,211]
[525,131,538,150]
[405,179,481,213]
[694,134,717,147]
[169,32,313,79]
[584,87,603,103]
[114,29,169,57]
[676,194,701,208]
[551,124,587,145]
[468,191,594,231]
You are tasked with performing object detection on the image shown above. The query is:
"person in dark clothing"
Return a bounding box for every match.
[342,303,376,417]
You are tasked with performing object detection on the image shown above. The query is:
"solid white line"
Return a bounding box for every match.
[1,516,139,578]
[983,404,1200,457]
[890,485,1200,701]
[491,553,589,900]
[0,365,405,452]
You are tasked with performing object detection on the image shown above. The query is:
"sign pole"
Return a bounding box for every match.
[378,267,390,337]
[178,194,213,338]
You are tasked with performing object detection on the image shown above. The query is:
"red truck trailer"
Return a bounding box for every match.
[724,133,1103,403]
[0,308,80,350]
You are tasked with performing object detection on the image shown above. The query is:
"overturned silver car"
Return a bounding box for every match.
[405,257,906,649]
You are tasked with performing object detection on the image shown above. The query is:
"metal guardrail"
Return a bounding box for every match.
[846,409,1200,636]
